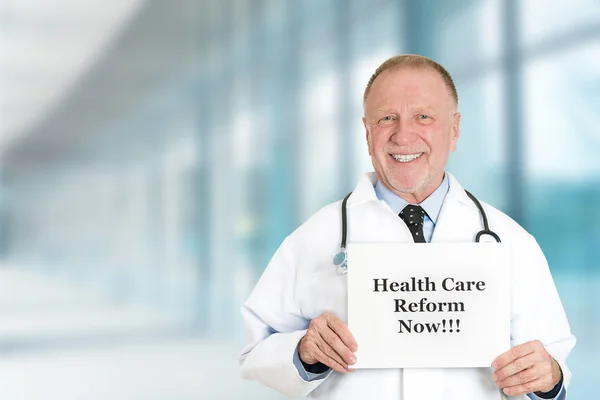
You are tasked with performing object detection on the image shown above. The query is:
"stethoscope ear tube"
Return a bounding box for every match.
[340,192,352,249]
[464,190,501,243]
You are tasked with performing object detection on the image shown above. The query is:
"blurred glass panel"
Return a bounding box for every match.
[299,72,342,219]
[297,1,340,220]
[523,40,600,399]
[519,0,600,47]
[349,0,401,55]
[523,40,600,273]
[415,0,502,72]
[524,41,600,181]
[448,71,507,210]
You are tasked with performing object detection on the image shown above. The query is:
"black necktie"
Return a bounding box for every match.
[399,205,427,243]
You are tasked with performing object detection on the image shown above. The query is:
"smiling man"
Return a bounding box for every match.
[240,55,575,400]
[363,58,460,205]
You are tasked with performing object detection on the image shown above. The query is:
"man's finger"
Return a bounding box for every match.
[492,341,538,369]
[320,326,356,365]
[326,315,358,352]
[495,364,544,388]
[311,345,348,374]
[493,353,539,382]
[315,335,350,370]
[502,378,544,397]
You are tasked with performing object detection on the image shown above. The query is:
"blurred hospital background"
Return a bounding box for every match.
[0,0,598,398]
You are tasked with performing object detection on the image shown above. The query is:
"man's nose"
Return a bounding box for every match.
[390,118,417,144]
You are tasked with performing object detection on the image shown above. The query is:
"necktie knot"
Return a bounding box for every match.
[399,205,427,243]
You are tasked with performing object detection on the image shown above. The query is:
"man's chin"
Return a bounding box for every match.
[389,177,425,195]
[389,182,422,196]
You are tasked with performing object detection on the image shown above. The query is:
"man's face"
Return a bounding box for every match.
[363,67,460,203]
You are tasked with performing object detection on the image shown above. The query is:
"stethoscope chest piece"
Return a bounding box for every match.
[333,248,348,274]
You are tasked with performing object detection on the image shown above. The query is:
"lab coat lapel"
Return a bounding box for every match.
[347,172,415,243]
[431,173,479,243]
[346,172,379,208]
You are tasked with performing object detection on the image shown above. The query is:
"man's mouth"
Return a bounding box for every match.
[390,153,424,163]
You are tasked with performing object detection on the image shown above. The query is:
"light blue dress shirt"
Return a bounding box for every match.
[292,174,565,400]
[374,173,449,242]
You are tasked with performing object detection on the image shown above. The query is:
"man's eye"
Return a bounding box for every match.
[418,114,430,120]
[379,116,396,123]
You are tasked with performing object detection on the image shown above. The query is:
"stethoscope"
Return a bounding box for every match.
[333,190,502,274]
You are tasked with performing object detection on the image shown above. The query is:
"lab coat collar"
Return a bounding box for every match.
[430,173,481,243]
[346,172,379,208]
[444,173,479,212]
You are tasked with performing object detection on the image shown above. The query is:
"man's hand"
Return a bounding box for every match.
[298,312,358,374]
[492,340,562,396]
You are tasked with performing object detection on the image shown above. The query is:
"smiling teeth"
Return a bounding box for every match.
[392,153,423,162]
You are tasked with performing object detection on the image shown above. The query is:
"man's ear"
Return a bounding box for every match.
[363,117,371,156]
[450,112,460,152]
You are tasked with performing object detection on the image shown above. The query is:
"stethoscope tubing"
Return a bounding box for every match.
[334,189,501,274]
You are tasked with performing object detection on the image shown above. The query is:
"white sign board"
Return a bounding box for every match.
[347,243,510,369]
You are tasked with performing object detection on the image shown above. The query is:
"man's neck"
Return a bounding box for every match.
[374,173,450,225]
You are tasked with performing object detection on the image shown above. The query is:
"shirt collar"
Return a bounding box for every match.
[374,173,450,224]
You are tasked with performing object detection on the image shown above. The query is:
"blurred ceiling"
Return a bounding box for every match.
[0,0,145,156]
[0,0,210,182]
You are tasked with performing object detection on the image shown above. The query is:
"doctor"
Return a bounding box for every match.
[239,55,575,400]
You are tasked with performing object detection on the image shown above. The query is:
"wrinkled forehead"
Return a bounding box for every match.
[364,67,454,113]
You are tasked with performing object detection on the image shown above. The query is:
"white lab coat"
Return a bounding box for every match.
[240,172,575,400]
